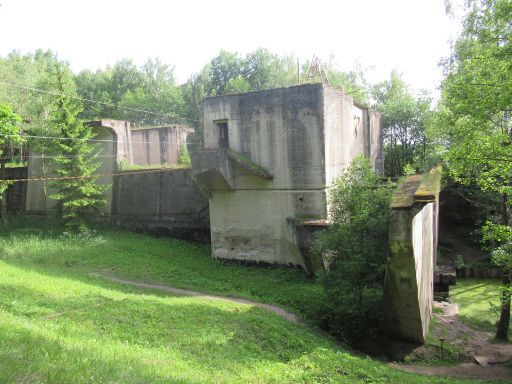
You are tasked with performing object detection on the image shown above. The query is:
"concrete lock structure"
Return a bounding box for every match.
[191,83,383,270]
[7,84,442,344]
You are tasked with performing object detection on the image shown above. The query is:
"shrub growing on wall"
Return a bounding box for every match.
[313,157,394,344]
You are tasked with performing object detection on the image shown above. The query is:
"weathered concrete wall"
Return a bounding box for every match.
[199,84,328,267]
[203,84,327,189]
[367,109,384,174]
[194,84,383,268]
[131,126,192,166]
[14,165,209,241]
[383,167,441,343]
[111,168,209,242]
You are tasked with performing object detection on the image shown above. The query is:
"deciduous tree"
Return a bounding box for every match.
[433,0,512,339]
[0,102,24,231]
[313,157,394,343]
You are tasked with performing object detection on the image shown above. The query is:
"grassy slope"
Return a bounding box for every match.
[450,278,510,333]
[0,230,321,319]
[0,230,499,383]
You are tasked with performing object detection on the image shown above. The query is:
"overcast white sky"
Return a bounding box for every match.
[0,0,462,94]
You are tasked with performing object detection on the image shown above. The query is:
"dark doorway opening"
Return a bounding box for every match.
[217,122,229,149]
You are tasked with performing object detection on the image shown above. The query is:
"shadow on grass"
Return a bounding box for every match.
[0,230,322,319]
[0,317,191,384]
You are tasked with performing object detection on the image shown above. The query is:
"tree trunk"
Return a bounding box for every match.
[0,159,8,232]
[496,193,510,340]
[496,269,510,340]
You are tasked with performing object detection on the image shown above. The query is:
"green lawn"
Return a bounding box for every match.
[0,229,501,383]
[450,278,510,333]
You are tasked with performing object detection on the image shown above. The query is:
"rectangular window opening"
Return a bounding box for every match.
[217,121,229,149]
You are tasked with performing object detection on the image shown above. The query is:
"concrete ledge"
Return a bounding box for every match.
[391,166,442,208]
[225,149,273,180]
[191,149,273,195]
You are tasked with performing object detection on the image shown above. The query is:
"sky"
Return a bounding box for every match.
[0,0,463,95]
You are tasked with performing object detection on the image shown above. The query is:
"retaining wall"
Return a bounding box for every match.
[383,167,442,343]
[111,168,209,242]
[7,166,209,242]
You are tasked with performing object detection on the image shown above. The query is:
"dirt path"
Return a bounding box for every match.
[432,301,512,365]
[90,273,301,324]
[391,301,512,380]
[389,362,512,380]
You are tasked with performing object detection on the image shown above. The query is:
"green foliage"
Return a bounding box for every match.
[0,102,23,149]
[0,102,24,230]
[75,58,185,126]
[430,0,512,339]
[47,66,109,230]
[177,143,191,166]
[223,76,251,94]
[373,71,434,177]
[403,163,416,176]
[0,50,72,135]
[325,59,371,104]
[433,0,512,195]
[455,255,465,269]
[313,157,394,344]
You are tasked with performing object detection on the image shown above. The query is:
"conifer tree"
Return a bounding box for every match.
[49,67,108,230]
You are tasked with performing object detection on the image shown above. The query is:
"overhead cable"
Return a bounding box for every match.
[0,132,200,147]
[0,80,200,123]
[0,167,190,184]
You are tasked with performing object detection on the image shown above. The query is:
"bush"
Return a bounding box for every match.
[313,157,394,344]
[178,144,191,165]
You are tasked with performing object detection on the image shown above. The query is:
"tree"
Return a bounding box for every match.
[0,102,24,231]
[373,71,432,177]
[120,58,185,125]
[433,0,512,339]
[48,66,109,230]
[0,50,68,139]
[313,157,394,343]
[324,59,371,105]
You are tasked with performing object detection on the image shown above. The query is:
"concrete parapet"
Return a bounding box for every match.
[191,148,273,196]
[383,166,442,343]
[190,149,236,194]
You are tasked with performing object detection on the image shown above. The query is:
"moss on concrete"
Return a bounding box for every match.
[391,166,442,208]
[226,148,273,180]
[415,165,442,203]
